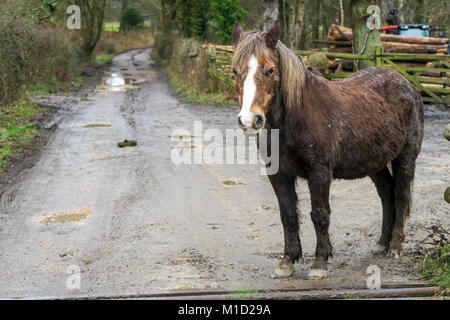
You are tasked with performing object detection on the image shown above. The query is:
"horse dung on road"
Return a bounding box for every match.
[231,21,424,279]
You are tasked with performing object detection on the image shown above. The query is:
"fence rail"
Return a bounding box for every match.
[202,44,449,105]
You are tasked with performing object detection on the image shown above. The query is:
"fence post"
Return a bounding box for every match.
[374,45,383,67]
[207,46,218,92]
[207,46,217,74]
[351,0,381,70]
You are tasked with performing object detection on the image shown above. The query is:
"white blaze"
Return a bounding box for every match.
[239,56,258,126]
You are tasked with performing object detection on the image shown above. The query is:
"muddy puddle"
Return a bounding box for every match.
[83,123,112,128]
[35,208,93,225]
[99,72,148,92]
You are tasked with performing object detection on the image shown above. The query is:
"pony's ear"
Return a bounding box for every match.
[265,20,280,49]
[232,22,244,48]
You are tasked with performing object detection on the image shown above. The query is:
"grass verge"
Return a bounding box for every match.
[0,99,44,175]
[96,54,115,66]
[423,244,450,295]
[166,69,235,106]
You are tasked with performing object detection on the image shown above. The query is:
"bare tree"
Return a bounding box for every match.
[75,0,108,60]
[279,0,307,49]
[262,0,278,31]
[396,0,406,24]
[340,0,345,26]
[120,0,128,31]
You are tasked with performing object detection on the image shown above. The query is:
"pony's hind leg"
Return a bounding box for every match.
[268,172,302,278]
[307,167,333,280]
[389,153,417,258]
[370,167,396,253]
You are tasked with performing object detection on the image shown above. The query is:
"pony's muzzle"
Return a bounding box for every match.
[238,114,265,132]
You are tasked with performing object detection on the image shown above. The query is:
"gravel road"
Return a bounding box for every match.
[0,49,448,298]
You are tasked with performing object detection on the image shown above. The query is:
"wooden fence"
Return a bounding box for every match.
[202,44,450,105]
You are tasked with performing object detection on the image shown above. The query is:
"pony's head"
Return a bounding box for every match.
[231,21,305,134]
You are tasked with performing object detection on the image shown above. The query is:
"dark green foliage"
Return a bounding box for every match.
[120,7,145,31]
[0,12,84,105]
[0,14,36,104]
[211,0,248,43]
[167,0,247,43]
[172,0,211,38]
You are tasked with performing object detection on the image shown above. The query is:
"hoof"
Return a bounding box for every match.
[272,260,294,278]
[307,268,327,280]
[387,248,403,259]
[375,242,388,254]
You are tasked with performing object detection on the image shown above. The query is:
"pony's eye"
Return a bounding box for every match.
[233,68,238,76]
[265,68,274,77]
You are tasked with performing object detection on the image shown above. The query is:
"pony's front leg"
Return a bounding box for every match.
[268,172,302,278]
[307,168,333,280]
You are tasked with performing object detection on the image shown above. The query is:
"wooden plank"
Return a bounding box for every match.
[424,87,450,94]
[297,50,374,61]
[313,39,352,47]
[383,58,444,104]
[422,96,449,104]
[382,52,450,61]
[403,67,449,73]
[418,77,450,85]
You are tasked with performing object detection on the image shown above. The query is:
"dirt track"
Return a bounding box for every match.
[0,49,448,298]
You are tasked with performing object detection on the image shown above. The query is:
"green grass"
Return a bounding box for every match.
[166,69,235,106]
[95,54,115,66]
[27,76,62,95]
[423,244,450,295]
[104,21,151,32]
[0,99,42,175]
[104,22,120,32]
[75,76,85,86]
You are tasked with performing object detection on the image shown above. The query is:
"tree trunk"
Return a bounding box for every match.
[279,0,289,44]
[262,1,279,31]
[414,0,425,24]
[350,0,380,70]
[396,0,406,24]
[288,0,307,49]
[340,0,345,26]
[75,0,108,61]
[312,0,321,42]
[120,0,129,31]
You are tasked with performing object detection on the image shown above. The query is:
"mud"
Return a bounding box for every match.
[0,49,448,298]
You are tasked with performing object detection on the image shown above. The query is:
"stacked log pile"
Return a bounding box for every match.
[201,43,234,79]
[317,24,449,74]
[326,24,449,54]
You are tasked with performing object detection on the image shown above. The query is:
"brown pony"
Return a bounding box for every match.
[231,21,424,279]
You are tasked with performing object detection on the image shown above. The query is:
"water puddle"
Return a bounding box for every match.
[105,73,126,91]
[100,72,148,92]
[35,208,93,225]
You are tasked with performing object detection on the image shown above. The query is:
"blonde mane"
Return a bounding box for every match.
[232,31,306,109]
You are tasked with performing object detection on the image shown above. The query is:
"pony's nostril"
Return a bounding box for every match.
[254,115,264,129]
[238,116,245,129]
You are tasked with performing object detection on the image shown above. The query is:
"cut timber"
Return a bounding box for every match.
[328,24,449,45]
[307,47,353,54]
[381,34,448,45]
[381,42,441,54]
[328,24,353,41]
[313,39,352,47]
